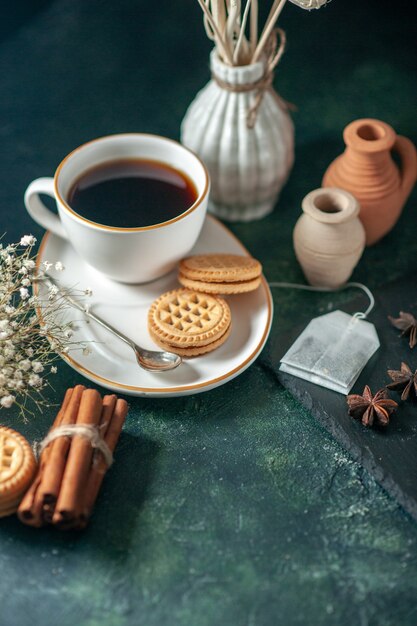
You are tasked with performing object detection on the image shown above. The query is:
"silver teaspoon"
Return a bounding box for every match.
[42,274,182,372]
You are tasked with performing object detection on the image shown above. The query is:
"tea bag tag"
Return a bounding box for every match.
[279,310,380,395]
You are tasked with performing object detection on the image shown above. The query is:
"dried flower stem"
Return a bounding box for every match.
[196,0,329,66]
[250,0,258,55]
[233,0,252,64]
[252,0,287,62]
[212,0,227,39]
[197,0,233,63]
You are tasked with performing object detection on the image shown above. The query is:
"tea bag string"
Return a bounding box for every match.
[268,281,375,319]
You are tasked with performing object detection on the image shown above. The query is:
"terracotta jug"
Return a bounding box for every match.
[322,118,417,246]
[293,187,366,288]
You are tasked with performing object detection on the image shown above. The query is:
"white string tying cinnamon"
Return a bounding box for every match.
[38,424,113,467]
[211,28,292,128]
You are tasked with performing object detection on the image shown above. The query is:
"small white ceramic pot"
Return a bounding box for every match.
[24,134,209,284]
[293,187,366,287]
[181,50,294,222]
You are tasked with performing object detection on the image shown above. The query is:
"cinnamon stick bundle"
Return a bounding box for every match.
[18,387,128,530]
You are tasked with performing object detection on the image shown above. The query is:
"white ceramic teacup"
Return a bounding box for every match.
[24,134,210,283]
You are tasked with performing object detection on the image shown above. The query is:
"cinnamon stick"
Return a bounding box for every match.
[97,394,118,435]
[37,384,86,522]
[17,387,74,526]
[79,398,128,526]
[53,388,102,528]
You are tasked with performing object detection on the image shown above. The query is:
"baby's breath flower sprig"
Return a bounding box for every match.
[0,236,89,419]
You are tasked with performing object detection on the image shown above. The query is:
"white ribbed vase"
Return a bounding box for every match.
[180,50,294,222]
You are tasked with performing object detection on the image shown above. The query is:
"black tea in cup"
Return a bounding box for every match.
[68,158,198,228]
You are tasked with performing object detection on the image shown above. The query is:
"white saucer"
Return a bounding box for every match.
[37,215,273,397]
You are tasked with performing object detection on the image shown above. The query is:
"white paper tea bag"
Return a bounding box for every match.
[279,310,380,395]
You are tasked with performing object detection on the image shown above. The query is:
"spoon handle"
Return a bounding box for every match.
[44,274,135,350]
[81,306,135,350]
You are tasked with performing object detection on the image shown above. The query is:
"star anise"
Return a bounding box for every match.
[347,385,398,427]
[388,311,417,349]
[387,362,417,401]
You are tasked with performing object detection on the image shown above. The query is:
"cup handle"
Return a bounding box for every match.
[24,177,68,240]
[393,136,417,202]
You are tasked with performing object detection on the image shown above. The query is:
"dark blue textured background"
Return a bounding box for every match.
[1,1,417,624]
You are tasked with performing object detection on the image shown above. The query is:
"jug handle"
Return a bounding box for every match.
[393,135,417,201]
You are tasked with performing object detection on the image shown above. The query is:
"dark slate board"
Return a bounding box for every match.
[273,273,417,521]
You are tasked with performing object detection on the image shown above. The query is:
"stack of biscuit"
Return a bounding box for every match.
[0,426,37,518]
[178,254,262,294]
[148,254,262,358]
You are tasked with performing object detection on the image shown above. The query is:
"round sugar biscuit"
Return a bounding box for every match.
[178,273,261,294]
[0,504,22,518]
[179,254,262,283]
[148,288,231,348]
[0,492,27,518]
[149,323,231,357]
[1,487,29,505]
[0,427,37,511]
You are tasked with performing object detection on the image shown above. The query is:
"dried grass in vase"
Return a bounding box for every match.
[181,0,327,221]
[196,0,331,66]
[181,0,331,222]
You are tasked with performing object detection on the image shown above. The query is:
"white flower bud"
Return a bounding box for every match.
[290,0,329,7]
[48,285,59,300]
[19,359,32,372]
[20,235,36,247]
[28,374,42,388]
[0,394,15,408]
